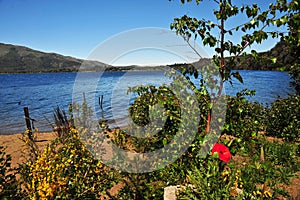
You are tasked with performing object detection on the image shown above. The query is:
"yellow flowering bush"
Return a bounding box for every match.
[24,128,115,199]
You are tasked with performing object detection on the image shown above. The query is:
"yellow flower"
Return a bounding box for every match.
[71,149,76,155]
[221,169,230,182]
[253,190,262,196]
[25,128,30,134]
[70,127,78,133]
[264,190,272,197]
[97,161,103,168]
[31,179,35,190]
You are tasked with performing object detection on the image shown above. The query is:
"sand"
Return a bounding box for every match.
[0,132,56,168]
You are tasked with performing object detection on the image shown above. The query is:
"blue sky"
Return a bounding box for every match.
[0,0,286,65]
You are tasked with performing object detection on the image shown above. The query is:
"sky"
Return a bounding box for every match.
[0,0,287,66]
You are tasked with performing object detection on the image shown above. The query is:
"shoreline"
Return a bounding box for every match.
[0,68,289,75]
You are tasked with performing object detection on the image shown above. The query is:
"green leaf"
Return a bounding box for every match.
[280,66,286,71]
[232,72,244,84]
[238,107,243,113]
[163,138,167,146]
[213,152,219,158]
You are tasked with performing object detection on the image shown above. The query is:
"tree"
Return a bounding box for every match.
[169,0,298,95]
[167,0,300,141]
[270,0,300,94]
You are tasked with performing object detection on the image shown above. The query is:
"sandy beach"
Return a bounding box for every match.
[0,132,56,168]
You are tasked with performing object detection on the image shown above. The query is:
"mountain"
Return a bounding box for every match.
[0,40,297,73]
[0,43,111,73]
[181,39,297,71]
[233,39,298,70]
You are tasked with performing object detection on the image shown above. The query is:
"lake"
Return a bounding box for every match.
[0,70,295,135]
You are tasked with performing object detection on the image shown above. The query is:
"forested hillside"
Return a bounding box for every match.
[0,40,297,73]
[0,43,109,73]
[234,39,298,70]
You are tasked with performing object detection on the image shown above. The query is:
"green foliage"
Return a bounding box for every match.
[127,84,182,152]
[223,89,264,140]
[128,85,180,128]
[0,146,24,199]
[222,91,299,147]
[110,1,300,197]
[69,93,94,130]
[231,39,297,71]
[1,1,299,199]
[116,171,167,199]
[238,140,299,199]
[289,64,300,95]
[264,141,299,171]
[178,156,236,200]
[105,69,214,198]
[6,90,298,199]
[240,162,287,199]
[265,94,300,142]
[270,0,300,94]
[170,0,300,102]
[170,0,286,95]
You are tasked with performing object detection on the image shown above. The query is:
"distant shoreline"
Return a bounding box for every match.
[0,67,288,75]
[0,66,174,74]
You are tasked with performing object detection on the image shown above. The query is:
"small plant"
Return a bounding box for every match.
[0,146,24,199]
[69,93,94,131]
[178,145,237,199]
[53,106,71,143]
[19,128,40,162]
[232,135,300,199]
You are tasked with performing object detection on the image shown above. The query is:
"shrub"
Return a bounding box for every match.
[23,129,115,199]
[0,145,24,199]
[265,94,300,142]
[127,85,182,152]
[223,89,265,140]
[246,138,300,172]
[178,154,241,199]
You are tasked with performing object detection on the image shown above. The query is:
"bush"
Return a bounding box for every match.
[16,87,299,199]
[0,146,24,199]
[223,89,265,140]
[177,149,247,200]
[23,129,115,199]
[265,94,300,142]
[128,85,182,152]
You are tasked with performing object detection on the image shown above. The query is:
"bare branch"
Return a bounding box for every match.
[182,36,204,59]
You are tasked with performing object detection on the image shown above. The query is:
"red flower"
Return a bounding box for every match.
[212,143,231,164]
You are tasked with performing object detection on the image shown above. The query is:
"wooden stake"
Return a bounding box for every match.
[24,107,33,140]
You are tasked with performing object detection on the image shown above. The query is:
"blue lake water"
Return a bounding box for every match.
[0,70,295,135]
